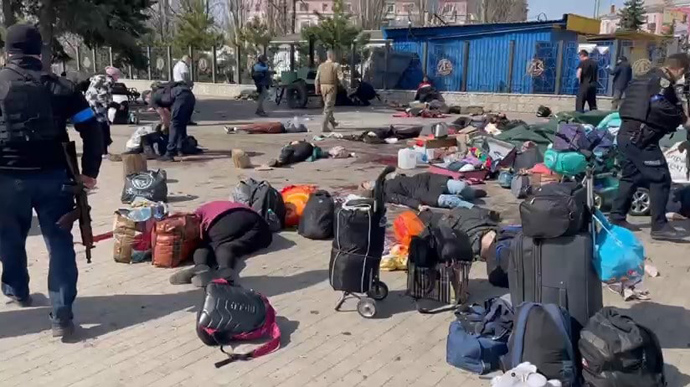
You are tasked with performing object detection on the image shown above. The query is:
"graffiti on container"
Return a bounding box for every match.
[436,59,453,76]
[527,58,545,78]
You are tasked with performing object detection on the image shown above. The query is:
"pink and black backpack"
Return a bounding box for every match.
[196,279,281,368]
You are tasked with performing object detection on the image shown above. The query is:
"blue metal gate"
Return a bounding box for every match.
[426,41,464,92]
[532,42,559,94]
[590,41,613,95]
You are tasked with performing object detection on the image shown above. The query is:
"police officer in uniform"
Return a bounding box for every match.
[0,24,103,337]
[148,81,196,161]
[610,53,690,241]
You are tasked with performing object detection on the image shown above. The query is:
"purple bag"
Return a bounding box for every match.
[588,129,615,158]
[554,124,590,152]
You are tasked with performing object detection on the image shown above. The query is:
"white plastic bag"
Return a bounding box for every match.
[125,125,156,151]
[491,362,562,387]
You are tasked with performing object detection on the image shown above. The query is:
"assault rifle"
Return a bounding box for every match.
[56,142,94,263]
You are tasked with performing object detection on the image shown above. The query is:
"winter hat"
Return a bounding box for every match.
[5,24,43,56]
[105,66,122,82]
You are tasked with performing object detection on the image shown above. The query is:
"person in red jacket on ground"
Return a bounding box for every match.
[169,201,273,286]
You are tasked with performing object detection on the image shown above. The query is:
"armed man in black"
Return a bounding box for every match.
[610,53,690,241]
[0,24,103,337]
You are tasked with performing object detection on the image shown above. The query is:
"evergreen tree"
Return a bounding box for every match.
[301,0,368,61]
[3,0,153,70]
[173,0,222,53]
[618,0,646,31]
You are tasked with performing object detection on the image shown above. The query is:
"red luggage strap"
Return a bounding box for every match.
[210,279,281,368]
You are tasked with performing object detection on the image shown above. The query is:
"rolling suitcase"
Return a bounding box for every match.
[508,232,603,329]
[329,166,394,318]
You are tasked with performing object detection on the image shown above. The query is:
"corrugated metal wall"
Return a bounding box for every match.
[391,41,425,90]
[383,27,594,95]
[427,41,465,92]
[465,30,552,93]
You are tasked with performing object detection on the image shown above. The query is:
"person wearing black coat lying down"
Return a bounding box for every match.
[169,201,272,286]
[359,172,486,212]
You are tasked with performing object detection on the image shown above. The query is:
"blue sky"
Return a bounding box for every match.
[527,0,626,20]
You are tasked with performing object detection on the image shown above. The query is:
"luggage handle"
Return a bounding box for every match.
[592,209,626,249]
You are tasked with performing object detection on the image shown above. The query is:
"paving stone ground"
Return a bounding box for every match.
[1,98,690,387]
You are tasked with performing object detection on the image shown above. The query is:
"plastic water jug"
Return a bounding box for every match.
[398,148,417,170]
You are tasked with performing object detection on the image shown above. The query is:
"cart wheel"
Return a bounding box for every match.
[368,282,389,301]
[630,188,651,216]
[357,298,377,318]
[287,81,308,109]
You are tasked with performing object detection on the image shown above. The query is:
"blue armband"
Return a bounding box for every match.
[71,108,96,124]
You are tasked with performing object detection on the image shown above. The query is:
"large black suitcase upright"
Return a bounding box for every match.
[508,232,603,329]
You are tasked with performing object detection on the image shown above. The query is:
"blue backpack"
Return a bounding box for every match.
[507,303,578,386]
[446,297,514,374]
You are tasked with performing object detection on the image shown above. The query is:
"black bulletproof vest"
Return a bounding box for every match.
[619,68,683,132]
[0,65,60,144]
[619,71,656,123]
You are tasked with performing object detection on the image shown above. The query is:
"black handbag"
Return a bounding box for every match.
[121,169,168,204]
[519,182,587,239]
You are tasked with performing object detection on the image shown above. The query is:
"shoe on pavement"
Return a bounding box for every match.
[255,111,268,117]
[191,268,235,288]
[169,264,210,285]
[188,121,198,126]
[52,320,75,338]
[610,219,641,232]
[7,294,32,307]
[158,154,176,162]
[650,224,687,241]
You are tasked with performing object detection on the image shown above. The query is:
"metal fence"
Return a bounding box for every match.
[384,39,626,96]
[61,40,660,97]
[59,45,241,84]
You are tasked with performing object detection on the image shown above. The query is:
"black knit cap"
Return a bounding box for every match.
[5,24,43,56]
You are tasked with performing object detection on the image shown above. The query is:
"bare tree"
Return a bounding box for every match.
[226,0,250,45]
[477,0,527,23]
[414,0,429,26]
[352,0,387,30]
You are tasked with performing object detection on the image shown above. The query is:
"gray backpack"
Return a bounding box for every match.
[232,178,285,232]
[511,175,531,199]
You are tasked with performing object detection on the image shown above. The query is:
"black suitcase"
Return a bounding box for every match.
[508,232,602,329]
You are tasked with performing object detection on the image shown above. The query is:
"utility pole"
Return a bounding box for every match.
[593,0,601,19]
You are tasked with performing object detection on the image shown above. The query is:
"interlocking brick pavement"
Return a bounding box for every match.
[1,99,689,387]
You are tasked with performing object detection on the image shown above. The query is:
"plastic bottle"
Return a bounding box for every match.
[398,148,417,170]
